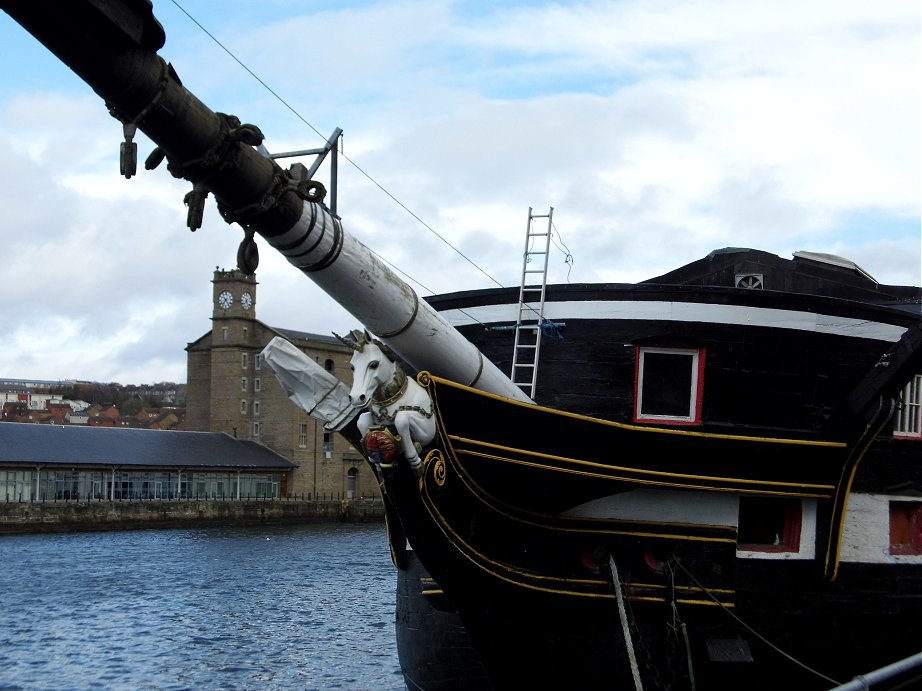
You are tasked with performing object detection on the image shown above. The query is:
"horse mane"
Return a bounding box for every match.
[333,328,398,360]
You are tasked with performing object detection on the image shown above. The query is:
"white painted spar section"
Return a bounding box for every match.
[439,302,907,343]
[262,203,532,403]
[564,489,818,560]
[839,494,922,564]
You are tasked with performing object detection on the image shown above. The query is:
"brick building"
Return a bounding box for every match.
[184,269,374,499]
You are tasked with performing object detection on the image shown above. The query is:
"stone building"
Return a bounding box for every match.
[185,268,374,499]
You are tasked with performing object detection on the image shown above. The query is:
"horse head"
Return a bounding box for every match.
[335,330,400,409]
[333,328,434,472]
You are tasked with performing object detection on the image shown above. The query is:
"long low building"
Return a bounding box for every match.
[0,422,296,501]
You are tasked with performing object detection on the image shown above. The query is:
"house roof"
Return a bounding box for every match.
[185,321,348,352]
[0,422,296,470]
[273,327,343,347]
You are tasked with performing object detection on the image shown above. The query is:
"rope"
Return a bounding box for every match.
[670,557,841,686]
[609,555,645,691]
[667,563,696,690]
[550,220,574,284]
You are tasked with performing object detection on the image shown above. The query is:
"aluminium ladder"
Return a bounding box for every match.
[510,207,554,399]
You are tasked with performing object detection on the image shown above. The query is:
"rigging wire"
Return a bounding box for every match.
[671,557,841,687]
[524,217,576,286]
[168,0,504,292]
[550,220,574,284]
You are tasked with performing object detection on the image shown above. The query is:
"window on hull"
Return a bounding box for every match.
[634,346,705,424]
[738,497,802,552]
[894,374,922,439]
[890,501,922,555]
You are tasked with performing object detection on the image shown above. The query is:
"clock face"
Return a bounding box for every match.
[241,291,253,310]
[217,290,234,309]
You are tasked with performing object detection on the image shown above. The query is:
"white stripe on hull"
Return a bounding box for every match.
[438,301,907,342]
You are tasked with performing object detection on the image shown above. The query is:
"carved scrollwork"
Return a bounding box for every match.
[428,450,446,487]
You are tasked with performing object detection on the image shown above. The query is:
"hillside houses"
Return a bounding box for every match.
[0,382,185,430]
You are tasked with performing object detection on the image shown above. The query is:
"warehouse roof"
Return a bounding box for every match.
[0,423,295,470]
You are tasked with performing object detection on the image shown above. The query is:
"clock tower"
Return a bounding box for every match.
[212,267,256,322]
[203,268,259,438]
[186,267,377,500]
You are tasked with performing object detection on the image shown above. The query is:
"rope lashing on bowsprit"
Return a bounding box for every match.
[607,555,645,691]
[669,556,841,687]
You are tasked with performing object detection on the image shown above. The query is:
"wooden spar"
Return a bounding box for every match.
[1,0,532,404]
[257,203,532,402]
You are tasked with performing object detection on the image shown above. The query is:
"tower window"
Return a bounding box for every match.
[242,353,248,369]
[241,377,248,392]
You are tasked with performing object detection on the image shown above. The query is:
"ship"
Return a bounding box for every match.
[3,2,921,689]
[394,250,922,690]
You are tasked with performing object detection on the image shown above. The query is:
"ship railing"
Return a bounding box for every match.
[2,493,383,503]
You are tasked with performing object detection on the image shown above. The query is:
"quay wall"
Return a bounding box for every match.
[0,498,385,534]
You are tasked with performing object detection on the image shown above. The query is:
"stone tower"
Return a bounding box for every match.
[185,268,375,499]
[208,268,258,438]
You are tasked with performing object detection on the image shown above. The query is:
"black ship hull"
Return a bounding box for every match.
[380,253,922,690]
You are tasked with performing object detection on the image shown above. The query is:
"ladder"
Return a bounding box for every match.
[510,207,554,399]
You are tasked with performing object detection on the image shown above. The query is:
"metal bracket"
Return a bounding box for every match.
[266,127,342,216]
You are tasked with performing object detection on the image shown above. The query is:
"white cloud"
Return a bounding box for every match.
[0,0,918,383]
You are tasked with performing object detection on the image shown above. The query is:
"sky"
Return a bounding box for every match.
[1,0,919,385]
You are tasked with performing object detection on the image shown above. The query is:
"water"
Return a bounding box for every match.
[0,523,405,690]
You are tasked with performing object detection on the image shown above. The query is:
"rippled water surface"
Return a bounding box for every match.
[0,523,404,690]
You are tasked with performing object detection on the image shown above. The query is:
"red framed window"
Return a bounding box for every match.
[738,497,802,552]
[634,346,705,424]
[890,501,922,555]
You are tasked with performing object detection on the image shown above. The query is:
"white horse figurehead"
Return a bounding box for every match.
[342,330,401,409]
[334,329,435,472]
